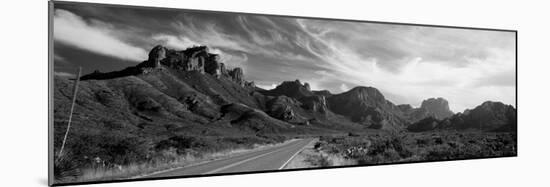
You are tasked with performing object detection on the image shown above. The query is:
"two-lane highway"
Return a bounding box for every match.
[144,138,314,178]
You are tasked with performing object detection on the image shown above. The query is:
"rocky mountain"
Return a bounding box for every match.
[55,45,318,148]
[58,44,514,136]
[258,80,357,128]
[420,97,454,119]
[407,101,516,132]
[326,86,406,130]
[397,104,432,123]
[261,79,314,98]
[397,97,454,124]
[56,44,369,148]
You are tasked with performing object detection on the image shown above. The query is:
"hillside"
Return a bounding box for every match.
[53,45,346,178]
[407,101,516,132]
[54,44,516,180]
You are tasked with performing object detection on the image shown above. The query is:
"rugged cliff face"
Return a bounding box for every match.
[407,101,516,132]
[420,97,454,119]
[80,45,246,87]
[326,86,406,130]
[68,44,514,134]
[397,97,454,124]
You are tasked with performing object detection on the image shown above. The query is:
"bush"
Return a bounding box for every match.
[54,152,81,181]
[67,131,151,167]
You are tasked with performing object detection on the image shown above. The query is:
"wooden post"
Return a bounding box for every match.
[58,67,81,157]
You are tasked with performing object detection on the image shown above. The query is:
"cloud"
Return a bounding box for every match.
[340,83,349,92]
[294,19,515,111]
[152,34,201,49]
[53,9,147,62]
[255,83,278,90]
[472,69,516,88]
[53,6,515,112]
[151,33,249,70]
[54,71,76,77]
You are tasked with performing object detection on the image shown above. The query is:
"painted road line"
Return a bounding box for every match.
[278,139,312,169]
[202,141,301,174]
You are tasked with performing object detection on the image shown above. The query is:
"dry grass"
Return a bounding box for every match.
[57,139,296,184]
[315,132,517,165]
[284,139,356,169]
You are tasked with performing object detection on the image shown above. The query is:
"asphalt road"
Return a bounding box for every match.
[145,138,314,178]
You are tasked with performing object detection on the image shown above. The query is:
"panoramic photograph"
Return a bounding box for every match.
[51,2,517,185]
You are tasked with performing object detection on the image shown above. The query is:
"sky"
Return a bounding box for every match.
[52,3,516,112]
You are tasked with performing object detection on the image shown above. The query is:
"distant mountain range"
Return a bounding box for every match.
[54,44,516,136]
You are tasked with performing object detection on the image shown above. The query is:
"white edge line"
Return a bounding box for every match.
[278,139,313,170]
[202,146,285,174]
[135,139,300,179]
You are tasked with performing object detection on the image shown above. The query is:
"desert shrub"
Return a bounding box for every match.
[433,137,443,144]
[316,132,516,166]
[314,142,324,150]
[256,133,287,144]
[348,132,361,137]
[421,133,516,160]
[306,154,331,167]
[67,131,151,167]
[416,138,430,146]
[155,136,215,154]
[317,134,413,165]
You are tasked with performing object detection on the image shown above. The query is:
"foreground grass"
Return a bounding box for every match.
[55,137,291,184]
[289,131,516,168]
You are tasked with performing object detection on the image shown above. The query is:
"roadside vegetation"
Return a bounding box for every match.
[54,133,288,183]
[295,131,516,167]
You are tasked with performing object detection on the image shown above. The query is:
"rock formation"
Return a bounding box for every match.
[260,80,331,115]
[327,86,405,130]
[81,45,249,87]
[74,43,515,133]
[408,101,516,132]
[244,81,256,88]
[397,98,454,124]
[304,83,311,91]
[229,68,244,86]
[262,79,313,99]
[420,97,454,119]
[266,96,300,121]
[301,95,328,113]
[147,45,166,68]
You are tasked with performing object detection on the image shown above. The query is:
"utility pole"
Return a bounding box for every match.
[58,67,81,157]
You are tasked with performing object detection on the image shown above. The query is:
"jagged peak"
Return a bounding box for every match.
[80,44,249,87]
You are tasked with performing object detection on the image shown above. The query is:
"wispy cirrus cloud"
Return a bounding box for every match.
[53,9,147,62]
[294,19,515,111]
[53,5,515,112]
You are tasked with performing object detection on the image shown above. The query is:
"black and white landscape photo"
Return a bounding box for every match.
[50,2,517,185]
